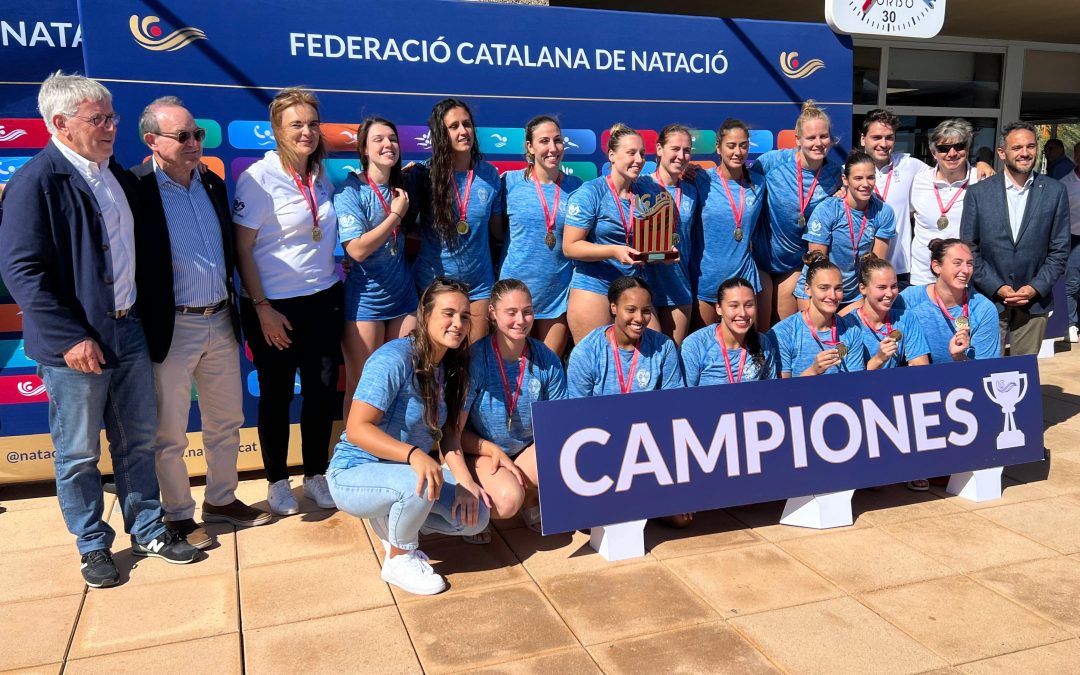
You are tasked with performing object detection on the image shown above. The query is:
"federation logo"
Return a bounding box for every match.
[528,377,542,397]
[130,15,207,52]
[0,126,28,143]
[780,51,825,79]
[635,369,651,388]
[17,381,47,397]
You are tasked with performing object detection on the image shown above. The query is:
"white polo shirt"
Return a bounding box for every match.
[909,164,979,285]
[1059,169,1080,236]
[232,151,339,299]
[876,152,925,275]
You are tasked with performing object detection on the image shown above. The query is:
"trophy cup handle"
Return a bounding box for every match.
[983,376,996,402]
[1016,373,1028,402]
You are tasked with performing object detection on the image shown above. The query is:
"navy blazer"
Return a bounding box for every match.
[960,172,1070,315]
[130,160,241,363]
[0,142,143,367]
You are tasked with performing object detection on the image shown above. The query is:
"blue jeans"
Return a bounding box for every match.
[327,462,489,550]
[39,316,166,554]
[1066,235,1080,327]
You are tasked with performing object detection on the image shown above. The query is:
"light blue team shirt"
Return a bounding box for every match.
[750,149,843,273]
[565,176,667,296]
[899,285,1001,362]
[412,160,504,300]
[566,325,684,397]
[681,324,778,386]
[642,174,698,307]
[697,168,767,302]
[852,306,930,369]
[795,196,897,302]
[768,312,867,376]
[499,170,584,319]
[465,336,568,457]
[329,337,445,469]
[334,173,419,321]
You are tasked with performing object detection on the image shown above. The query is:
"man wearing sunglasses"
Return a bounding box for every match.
[0,74,200,588]
[132,97,271,552]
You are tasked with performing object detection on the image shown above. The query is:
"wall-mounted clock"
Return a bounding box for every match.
[826,0,947,38]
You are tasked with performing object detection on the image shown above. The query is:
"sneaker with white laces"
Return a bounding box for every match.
[1070,325,1078,343]
[380,549,446,595]
[303,474,337,509]
[267,478,300,516]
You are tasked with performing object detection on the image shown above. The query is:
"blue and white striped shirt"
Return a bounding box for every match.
[155,161,228,306]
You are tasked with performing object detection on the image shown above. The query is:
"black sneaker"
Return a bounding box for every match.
[80,549,120,588]
[132,529,200,564]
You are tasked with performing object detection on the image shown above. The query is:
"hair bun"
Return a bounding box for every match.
[802,249,828,266]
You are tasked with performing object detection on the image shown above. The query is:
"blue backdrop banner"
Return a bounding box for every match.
[533,356,1044,534]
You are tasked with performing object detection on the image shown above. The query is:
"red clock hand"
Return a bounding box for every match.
[862,0,874,11]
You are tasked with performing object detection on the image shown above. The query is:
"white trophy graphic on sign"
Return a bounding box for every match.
[983,371,1028,449]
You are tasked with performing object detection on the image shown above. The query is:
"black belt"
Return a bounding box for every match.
[175,299,229,316]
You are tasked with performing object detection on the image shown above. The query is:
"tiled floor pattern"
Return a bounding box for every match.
[3,351,1080,673]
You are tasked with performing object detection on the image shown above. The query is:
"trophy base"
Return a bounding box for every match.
[633,250,680,264]
[996,430,1025,450]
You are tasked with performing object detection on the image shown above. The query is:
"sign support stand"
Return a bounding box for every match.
[946,466,1004,502]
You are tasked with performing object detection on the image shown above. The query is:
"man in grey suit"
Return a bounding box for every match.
[961,122,1071,356]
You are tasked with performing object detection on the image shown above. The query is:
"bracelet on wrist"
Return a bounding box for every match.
[406,445,420,464]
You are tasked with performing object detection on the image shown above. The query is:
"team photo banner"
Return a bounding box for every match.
[533,356,1044,534]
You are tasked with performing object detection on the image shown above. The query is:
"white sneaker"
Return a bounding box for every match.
[267,478,300,516]
[380,549,446,595]
[1070,326,1078,343]
[303,474,337,509]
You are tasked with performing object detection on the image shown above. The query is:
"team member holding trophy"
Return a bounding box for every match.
[899,239,1000,363]
[848,254,930,370]
[644,124,699,345]
[682,277,778,386]
[794,150,896,310]
[334,117,417,419]
[563,124,668,344]
[498,115,582,357]
[566,276,684,397]
[697,119,769,331]
[750,101,844,322]
[326,278,490,596]
[769,252,866,377]
[459,279,568,542]
[409,98,502,343]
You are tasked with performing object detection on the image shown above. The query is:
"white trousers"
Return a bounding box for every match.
[153,311,245,520]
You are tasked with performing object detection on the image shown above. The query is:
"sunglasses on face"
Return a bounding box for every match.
[155,128,207,144]
[934,142,968,155]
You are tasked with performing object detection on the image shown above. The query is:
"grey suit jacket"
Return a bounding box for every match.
[959,172,1070,315]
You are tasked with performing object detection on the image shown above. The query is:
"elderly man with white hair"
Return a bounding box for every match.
[0,73,199,588]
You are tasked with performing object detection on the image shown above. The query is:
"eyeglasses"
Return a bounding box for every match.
[934,142,968,155]
[154,128,207,144]
[70,113,120,129]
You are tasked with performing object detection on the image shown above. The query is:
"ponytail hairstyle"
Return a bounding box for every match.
[657,123,693,150]
[716,277,765,371]
[606,122,642,154]
[928,238,972,277]
[411,277,472,442]
[356,116,403,190]
[844,149,875,178]
[716,117,750,144]
[427,98,483,249]
[269,87,326,179]
[607,275,653,311]
[524,114,562,179]
[803,250,840,287]
[795,99,832,139]
[857,251,894,287]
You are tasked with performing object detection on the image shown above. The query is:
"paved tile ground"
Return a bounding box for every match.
[2,348,1080,674]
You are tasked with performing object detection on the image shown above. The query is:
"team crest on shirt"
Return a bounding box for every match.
[233,199,245,213]
[528,377,542,397]
[636,369,651,388]
[809,220,822,233]
[476,187,490,203]
[568,204,581,218]
[340,213,358,227]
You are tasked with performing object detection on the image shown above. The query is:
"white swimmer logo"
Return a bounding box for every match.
[563,136,579,149]
[339,130,357,144]
[0,126,28,143]
[17,381,47,397]
[490,133,508,149]
[252,125,275,146]
[561,165,575,176]
[415,131,432,150]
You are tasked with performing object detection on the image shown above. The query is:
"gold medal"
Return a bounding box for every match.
[734,228,743,242]
[887,329,903,341]
[456,220,470,236]
[954,316,970,330]
[798,214,806,229]
[672,232,681,247]
[835,343,848,359]
[544,231,556,249]
[312,227,322,242]
[937,215,949,230]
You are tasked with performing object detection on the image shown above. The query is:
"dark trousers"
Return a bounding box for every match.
[240,283,343,482]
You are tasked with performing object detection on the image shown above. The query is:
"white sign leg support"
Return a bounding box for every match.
[946,466,1003,502]
[590,520,647,561]
[780,490,855,529]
